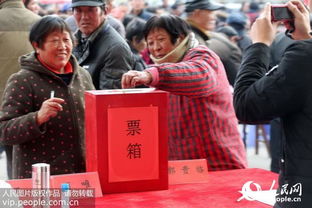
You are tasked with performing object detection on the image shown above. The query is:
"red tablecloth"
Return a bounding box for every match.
[95,168,278,208]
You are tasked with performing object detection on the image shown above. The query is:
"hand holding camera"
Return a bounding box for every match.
[250,3,278,46]
[250,0,311,45]
[285,0,311,40]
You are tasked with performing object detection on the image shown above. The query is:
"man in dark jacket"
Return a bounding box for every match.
[234,1,312,207]
[185,0,242,86]
[72,0,133,89]
[0,0,41,179]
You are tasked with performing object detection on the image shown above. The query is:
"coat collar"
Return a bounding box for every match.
[74,19,108,44]
[19,52,80,79]
[74,20,109,64]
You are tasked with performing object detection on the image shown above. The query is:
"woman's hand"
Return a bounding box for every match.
[121,70,152,89]
[37,98,65,126]
[250,3,278,46]
[286,0,312,40]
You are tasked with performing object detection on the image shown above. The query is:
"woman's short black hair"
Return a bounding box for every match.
[29,15,73,49]
[143,15,191,44]
[126,18,146,43]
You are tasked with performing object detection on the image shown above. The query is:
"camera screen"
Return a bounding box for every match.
[272,7,293,20]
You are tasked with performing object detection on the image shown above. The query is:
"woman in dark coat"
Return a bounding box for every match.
[0,16,94,179]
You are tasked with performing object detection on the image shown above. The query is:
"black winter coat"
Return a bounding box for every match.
[234,41,312,208]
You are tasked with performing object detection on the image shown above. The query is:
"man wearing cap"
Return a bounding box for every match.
[185,0,242,86]
[226,12,252,52]
[0,0,41,180]
[71,0,133,89]
[65,0,126,38]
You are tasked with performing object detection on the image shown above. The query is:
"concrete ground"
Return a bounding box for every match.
[247,142,271,170]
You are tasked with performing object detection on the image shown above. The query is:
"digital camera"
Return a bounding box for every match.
[271,4,294,22]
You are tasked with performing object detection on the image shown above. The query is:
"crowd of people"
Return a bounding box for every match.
[1,0,312,207]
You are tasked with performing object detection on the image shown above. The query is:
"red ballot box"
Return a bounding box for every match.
[85,89,169,193]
